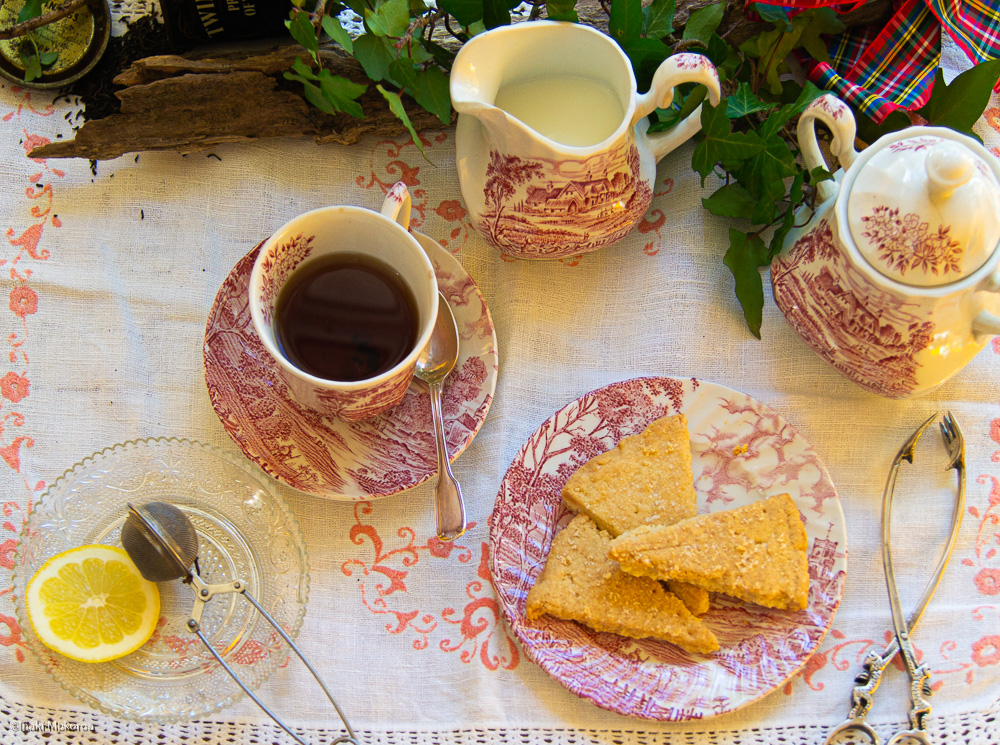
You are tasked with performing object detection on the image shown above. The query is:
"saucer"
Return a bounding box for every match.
[204,232,498,501]
[12,438,308,722]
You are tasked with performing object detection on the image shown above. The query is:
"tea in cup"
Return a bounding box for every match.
[248,183,438,422]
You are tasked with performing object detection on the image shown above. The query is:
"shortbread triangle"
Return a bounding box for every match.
[608,494,810,611]
[561,413,710,615]
[526,514,719,655]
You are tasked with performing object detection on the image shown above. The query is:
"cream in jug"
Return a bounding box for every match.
[450,21,721,260]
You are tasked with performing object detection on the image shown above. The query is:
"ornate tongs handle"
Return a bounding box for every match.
[824,413,965,745]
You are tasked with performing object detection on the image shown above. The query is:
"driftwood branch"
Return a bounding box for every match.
[28,0,893,160]
[0,0,93,40]
[30,44,445,159]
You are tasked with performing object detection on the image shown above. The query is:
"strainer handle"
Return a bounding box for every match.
[188,589,359,745]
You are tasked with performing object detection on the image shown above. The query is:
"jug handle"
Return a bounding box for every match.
[798,94,859,203]
[634,53,722,162]
[381,181,412,231]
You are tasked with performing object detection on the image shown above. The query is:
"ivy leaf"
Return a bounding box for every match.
[915,61,1000,138]
[768,172,803,258]
[37,50,58,67]
[751,195,778,225]
[682,2,724,45]
[623,37,670,89]
[702,183,756,219]
[322,14,354,54]
[365,0,410,37]
[810,165,833,185]
[317,69,367,118]
[411,65,452,125]
[439,0,483,26]
[287,55,319,83]
[19,47,42,82]
[388,58,418,89]
[726,82,769,119]
[798,8,844,64]
[353,34,394,82]
[758,80,822,139]
[706,33,740,79]
[738,133,798,202]
[483,0,519,28]
[724,228,769,338]
[286,10,319,55]
[546,0,578,22]
[610,0,642,47]
[642,0,675,40]
[377,83,429,160]
[750,3,791,31]
[691,100,767,181]
[16,0,42,25]
[408,39,435,64]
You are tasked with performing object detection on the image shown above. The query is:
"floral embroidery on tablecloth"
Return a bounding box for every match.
[342,502,518,670]
[0,85,60,664]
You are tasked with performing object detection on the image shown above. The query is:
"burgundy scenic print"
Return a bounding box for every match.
[771,220,934,398]
[479,144,652,258]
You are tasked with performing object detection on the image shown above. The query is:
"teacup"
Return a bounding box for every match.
[248,183,438,422]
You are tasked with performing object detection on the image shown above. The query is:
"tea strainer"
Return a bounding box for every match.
[122,501,359,745]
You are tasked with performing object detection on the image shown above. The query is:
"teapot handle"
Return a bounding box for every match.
[973,269,1000,339]
[380,181,411,231]
[634,53,722,162]
[798,94,859,203]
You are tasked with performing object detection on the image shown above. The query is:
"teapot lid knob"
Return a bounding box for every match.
[926,142,974,198]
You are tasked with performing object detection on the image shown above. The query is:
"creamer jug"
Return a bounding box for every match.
[450,21,720,259]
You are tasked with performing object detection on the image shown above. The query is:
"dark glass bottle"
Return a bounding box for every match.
[160,0,293,46]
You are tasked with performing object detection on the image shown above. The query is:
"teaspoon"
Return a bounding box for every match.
[414,293,466,541]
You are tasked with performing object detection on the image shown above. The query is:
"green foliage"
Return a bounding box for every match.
[283,1,459,160]
[681,3,723,44]
[284,0,1000,337]
[12,0,60,82]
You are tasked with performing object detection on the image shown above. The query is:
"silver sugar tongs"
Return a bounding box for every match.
[121,501,360,745]
[824,412,965,745]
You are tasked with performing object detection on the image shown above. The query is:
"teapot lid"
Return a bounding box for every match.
[846,133,1000,287]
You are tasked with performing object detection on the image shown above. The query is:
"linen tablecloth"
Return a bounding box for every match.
[0,21,998,744]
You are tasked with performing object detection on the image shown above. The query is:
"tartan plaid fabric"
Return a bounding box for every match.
[749,0,1000,122]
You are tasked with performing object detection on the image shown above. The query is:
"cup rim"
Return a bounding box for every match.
[248,204,438,391]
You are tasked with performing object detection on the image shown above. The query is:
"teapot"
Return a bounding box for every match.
[450,21,720,260]
[772,94,1000,398]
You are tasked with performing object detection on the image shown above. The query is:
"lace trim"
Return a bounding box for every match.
[1,691,998,744]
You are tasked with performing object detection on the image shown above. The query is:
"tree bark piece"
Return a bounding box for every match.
[29,47,444,159]
[28,0,894,160]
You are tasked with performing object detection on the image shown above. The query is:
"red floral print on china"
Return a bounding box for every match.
[748,0,1000,122]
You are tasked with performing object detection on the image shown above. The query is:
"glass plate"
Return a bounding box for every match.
[489,376,847,720]
[12,437,309,722]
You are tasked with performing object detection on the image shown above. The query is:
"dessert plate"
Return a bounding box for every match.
[489,376,846,720]
[204,233,498,501]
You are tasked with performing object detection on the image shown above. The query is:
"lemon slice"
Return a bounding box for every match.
[25,544,160,663]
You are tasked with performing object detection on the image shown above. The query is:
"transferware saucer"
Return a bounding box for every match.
[489,376,846,720]
[204,233,498,501]
[11,438,308,722]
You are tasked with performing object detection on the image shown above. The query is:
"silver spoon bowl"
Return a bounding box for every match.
[414,292,466,541]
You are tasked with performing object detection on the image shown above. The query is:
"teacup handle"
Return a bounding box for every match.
[633,53,722,162]
[381,181,412,231]
[798,94,859,203]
